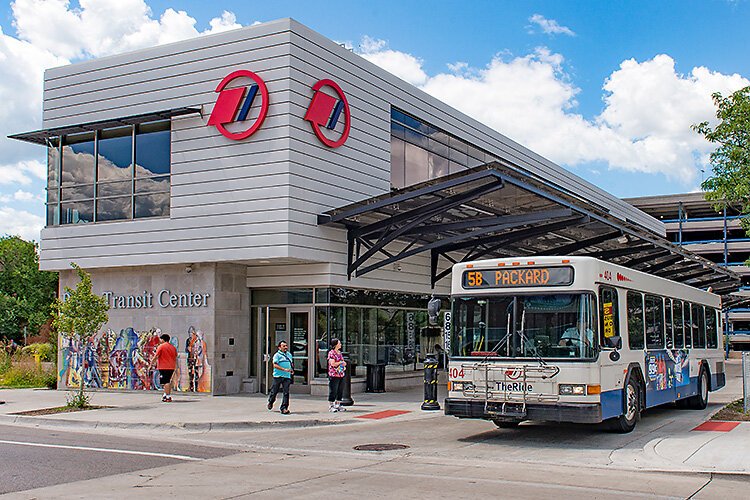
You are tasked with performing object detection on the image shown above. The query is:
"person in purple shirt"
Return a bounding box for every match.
[327,338,347,412]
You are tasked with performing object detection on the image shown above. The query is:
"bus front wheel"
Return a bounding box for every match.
[609,377,640,433]
[686,368,709,410]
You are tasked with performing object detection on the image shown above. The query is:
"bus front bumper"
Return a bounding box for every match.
[444,398,602,424]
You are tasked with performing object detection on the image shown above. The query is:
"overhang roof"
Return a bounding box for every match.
[8,107,201,145]
[319,162,741,301]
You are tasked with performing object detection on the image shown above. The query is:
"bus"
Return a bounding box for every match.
[444,256,726,432]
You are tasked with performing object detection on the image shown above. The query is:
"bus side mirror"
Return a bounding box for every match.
[428,297,441,325]
[604,335,622,350]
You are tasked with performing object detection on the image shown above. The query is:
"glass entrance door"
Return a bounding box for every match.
[259,306,287,394]
[288,309,310,385]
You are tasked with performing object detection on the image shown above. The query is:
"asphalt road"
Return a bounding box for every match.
[0,424,237,495]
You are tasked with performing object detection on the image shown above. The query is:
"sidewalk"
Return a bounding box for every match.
[0,385,441,431]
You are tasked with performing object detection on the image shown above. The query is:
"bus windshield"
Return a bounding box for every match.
[451,293,598,360]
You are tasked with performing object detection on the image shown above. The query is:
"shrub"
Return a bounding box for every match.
[20,343,56,362]
[66,390,91,409]
[0,354,56,388]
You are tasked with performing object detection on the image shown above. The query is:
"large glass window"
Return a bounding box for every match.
[645,295,664,349]
[673,300,684,349]
[45,121,170,225]
[692,304,706,348]
[600,287,619,348]
[706,308,718,348]
[627,291,645,350]
[665,299,673,349]
[391,108,497,189]
[451,293,597,360]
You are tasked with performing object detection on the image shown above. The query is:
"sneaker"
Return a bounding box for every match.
[280,409,290,415]
[336,406,347,412]
[329,406,339,412]
[161,395,168,402]
[267,402,273,410]
[165,396,172,403]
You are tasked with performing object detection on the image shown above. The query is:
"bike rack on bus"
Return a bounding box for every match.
[460,362,560,418]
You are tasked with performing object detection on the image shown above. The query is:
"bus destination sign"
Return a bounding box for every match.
[462,266,574,289]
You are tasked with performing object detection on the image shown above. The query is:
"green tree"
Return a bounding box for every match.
[52,263,109,404]
[695,86,750,231]
[0,236,58,342]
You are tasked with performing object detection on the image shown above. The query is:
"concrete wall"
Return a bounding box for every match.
[57,263,248,394]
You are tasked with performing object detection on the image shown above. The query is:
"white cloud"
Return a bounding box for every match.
[529,14,576,36]
[356,39,750,185]
[11,0,244,59]
[358,36,428,86]
[0,205,44,241]
[0,160,46,185]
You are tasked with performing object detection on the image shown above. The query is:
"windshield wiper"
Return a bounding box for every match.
[517,309,548,367]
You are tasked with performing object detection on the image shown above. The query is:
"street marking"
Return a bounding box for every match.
[356,410,411,420]
[0,439,201,461]
[692,421,740,432]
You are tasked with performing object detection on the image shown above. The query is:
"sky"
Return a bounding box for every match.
[1,0,749,242]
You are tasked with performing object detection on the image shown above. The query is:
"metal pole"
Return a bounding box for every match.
[743,352,749,413]
[678,202,684,246]
[723,205,728,266]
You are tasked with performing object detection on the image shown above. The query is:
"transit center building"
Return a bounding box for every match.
[12,19,734,396]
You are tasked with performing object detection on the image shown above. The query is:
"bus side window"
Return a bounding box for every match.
[627,291,644,350]
[693,304,706,348]
[673,300,684,349]
[599,287,620,348]
[665,299,673,349]
[645,294,664,350]
[685,304,693,348]
[706,308,718,349]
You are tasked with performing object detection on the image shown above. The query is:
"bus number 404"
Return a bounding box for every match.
[449,367,465,379]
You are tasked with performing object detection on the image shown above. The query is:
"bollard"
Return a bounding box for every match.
[341,352,355,406]
[421,354,441,410]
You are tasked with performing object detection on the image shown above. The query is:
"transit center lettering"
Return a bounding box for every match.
[102,290,210,309]
[462,266,574,289]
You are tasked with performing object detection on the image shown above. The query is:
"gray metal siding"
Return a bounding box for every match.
[39,18,662,297]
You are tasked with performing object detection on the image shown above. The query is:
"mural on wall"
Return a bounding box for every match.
[60,326,211,392]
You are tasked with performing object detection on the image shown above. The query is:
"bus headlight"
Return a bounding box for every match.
[559,384,586,395]
[452,382,474,392]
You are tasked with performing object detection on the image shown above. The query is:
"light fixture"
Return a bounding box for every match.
[185,264,193,274]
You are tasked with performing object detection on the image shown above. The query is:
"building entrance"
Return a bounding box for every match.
[257,306,312,394]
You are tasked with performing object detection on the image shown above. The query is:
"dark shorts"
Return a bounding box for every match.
[159,369,175,385]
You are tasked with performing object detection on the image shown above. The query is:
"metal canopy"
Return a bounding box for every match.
[8,107,201,145]
[318,163,740,298]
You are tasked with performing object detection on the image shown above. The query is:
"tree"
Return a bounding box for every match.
[695,86,750,231]
[0,236,58,342]
[52,263,109,405]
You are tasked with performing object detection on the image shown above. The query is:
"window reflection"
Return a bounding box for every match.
[61,200,93,225]
[391,108,494,189]
[97,196,132,222]
[135,122,170,176]
[98,127,132,183]
[45,121,170,226]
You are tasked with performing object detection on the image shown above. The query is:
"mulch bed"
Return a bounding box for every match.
[711,399,750,422]
[12,405,110,416]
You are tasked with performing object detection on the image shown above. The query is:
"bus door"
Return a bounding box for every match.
[599,286,623,419]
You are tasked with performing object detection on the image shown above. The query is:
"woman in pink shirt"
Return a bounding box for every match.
[327,338,347,412]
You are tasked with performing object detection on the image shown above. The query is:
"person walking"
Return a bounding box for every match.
[149,333,177,402]
[267,340,293,414]
[327,338,347,412]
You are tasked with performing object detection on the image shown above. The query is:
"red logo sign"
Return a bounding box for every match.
[304,79,351,148]
[505,368,523,380]
[208,70,269,140]
[616,272,632,282]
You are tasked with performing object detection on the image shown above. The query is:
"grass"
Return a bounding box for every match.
[0,351,56,389]
[711,399,750,422]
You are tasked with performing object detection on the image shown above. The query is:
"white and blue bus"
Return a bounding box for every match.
[444,256,726,432]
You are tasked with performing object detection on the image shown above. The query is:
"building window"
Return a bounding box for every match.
[46,121,170,226]
[390,108,496,189]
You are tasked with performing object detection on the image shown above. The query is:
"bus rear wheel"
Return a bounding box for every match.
[609,378,640,433]
[686,368,709,410]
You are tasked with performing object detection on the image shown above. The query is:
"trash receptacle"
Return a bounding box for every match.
[366,363,386,393]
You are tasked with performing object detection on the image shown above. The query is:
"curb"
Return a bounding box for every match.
[0,413,354,432]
